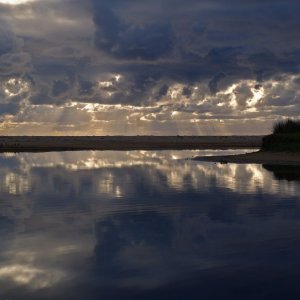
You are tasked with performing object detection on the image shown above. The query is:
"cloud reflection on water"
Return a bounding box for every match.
[0,150,297,198]
[0,151,300,299]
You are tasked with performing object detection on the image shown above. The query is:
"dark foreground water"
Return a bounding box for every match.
[1,150,300,299]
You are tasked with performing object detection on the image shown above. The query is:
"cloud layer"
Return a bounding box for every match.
[0,0,299,134]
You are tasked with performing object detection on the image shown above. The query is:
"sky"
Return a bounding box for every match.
[0,0,300,135]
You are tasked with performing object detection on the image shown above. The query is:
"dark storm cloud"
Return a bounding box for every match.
[93,1,174,60]
[86,0,300,105]
[0,0,299,128]
[209,72,227,94]
[52,80,70,97]
[0,27,14,57]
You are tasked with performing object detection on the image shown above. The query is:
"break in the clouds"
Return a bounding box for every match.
[0,0,299,135]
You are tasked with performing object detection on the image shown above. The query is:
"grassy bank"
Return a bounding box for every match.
[262,120,300,151]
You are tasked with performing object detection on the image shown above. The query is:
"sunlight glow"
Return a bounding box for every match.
[217,84,238,108]
[98,81,113,88]
[0,0,35,4]
[0,264,65,289]
[248,86,264,107]
[171,111,179,117]
[3,78,30,98]
[168,84,184,100]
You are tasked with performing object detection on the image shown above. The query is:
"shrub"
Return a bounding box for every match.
[262,119,300,151]
[272,119,300,134]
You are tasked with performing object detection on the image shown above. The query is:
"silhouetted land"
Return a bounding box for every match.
[194,151,300,165]
[194,120,300,165]
[262,120,300,151]
[0,136,263,152]
[263,165,300,181]
[262,134,300,152]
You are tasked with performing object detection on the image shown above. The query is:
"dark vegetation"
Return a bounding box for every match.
[263,165,300,181]
[262,119,300,151]
[272,119,300,134]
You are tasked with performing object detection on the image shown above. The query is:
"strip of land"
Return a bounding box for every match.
[0,136,263,152]
[193,151,300,165]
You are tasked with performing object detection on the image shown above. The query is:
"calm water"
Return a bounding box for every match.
[1,150,300,299]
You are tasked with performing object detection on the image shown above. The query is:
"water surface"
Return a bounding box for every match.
[0,150,300,299]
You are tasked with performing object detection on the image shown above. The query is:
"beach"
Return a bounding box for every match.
[0,136,263,152]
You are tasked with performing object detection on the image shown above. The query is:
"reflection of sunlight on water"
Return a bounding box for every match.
[3,172,30,195]
[0,230,94,291]
[1,150,300,294]
[98,173,123,198]
[194,163,297,196]
[9,149,254,170]
[247,165,264,184]
[0,150,299,198]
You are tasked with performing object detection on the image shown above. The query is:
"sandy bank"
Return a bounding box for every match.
[0,136,263,152]
[193,151,300,165]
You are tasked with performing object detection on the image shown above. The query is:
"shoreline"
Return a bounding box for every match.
[0,136,263,152]
[193,151,300,165]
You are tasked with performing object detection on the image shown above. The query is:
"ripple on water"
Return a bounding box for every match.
[0,150,300,299]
